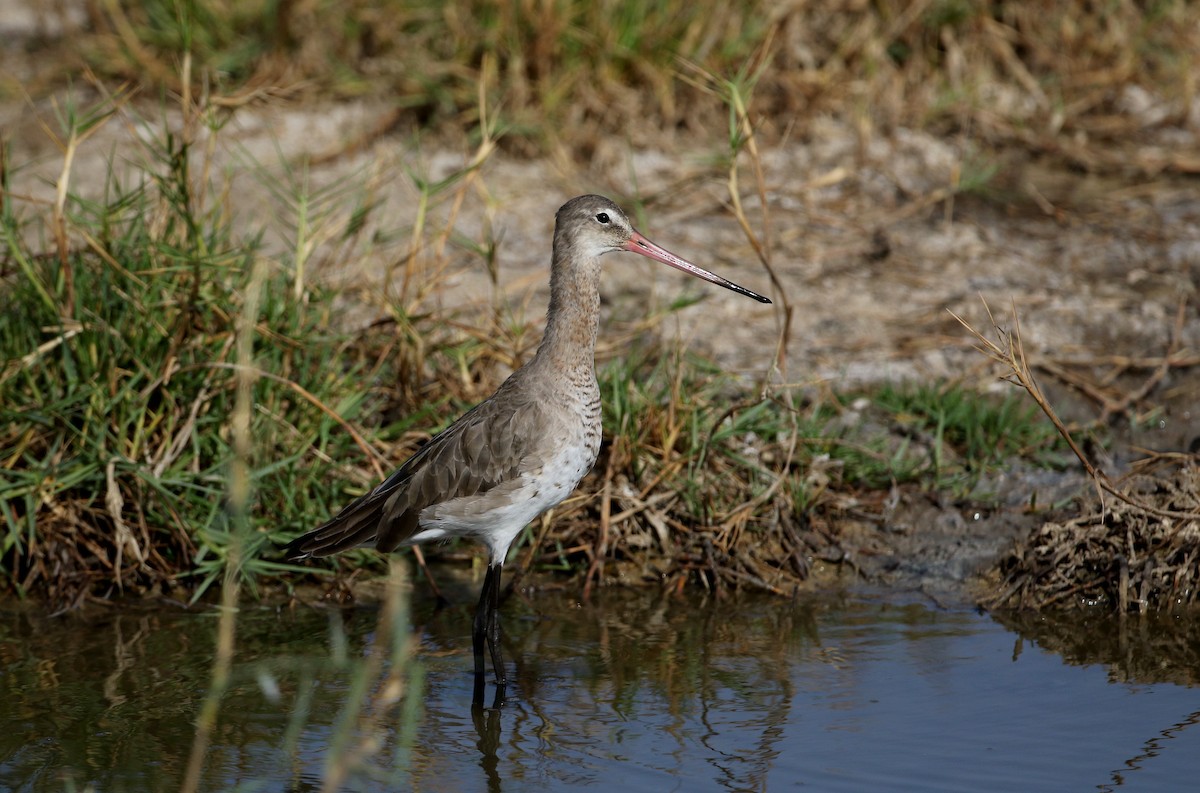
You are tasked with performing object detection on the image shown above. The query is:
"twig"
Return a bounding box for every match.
[1097,295,1189,422]
[200,362,389,478]
[950,298,1199,523]
[582,446,619,601]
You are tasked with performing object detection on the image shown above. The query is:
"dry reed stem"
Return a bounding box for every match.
[180,253,268,793]
[319,560,412,792]
[202,362,389,479]
[42,74,126,316]
[951,298,1199,524]
[709,36,802,542]
[582,446,619,601]
[1092,297,1186,423]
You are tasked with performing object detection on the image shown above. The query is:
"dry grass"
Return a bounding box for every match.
[11,1,1199,171]
[989,460,1200,611]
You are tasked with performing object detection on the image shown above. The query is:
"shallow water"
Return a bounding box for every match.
[2,580,1199,792]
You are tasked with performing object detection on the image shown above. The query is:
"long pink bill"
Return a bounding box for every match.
[623,230,771,304]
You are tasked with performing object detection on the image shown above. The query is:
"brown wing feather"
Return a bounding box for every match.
[284,383,541,559]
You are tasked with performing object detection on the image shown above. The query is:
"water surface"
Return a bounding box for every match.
[2,580,1198,792]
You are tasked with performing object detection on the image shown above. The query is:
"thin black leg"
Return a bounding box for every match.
[472,563,507,707]
[487,563,506,694]
[472,566,491,706]
[487,563,506,681]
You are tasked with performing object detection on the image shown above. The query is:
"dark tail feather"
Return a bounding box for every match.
[284,504,381,560]
[285,462,419,561]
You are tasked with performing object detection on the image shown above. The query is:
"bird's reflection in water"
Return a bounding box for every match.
[472,700,504,792]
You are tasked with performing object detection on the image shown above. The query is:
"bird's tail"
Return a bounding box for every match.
[283,491,383,560]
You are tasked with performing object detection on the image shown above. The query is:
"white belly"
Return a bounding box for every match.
[411,436,599,563]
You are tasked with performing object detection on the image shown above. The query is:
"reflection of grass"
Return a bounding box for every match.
[301,562,422,791]
[0,592,422,789]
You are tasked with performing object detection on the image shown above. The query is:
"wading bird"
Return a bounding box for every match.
[286,195,770,706]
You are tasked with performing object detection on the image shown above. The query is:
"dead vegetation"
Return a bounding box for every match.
[10,1,1200,173]
[956,302,1199,612]
[989,459,1199,611]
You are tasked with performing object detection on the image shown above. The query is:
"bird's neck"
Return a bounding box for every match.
[534,256,601,374]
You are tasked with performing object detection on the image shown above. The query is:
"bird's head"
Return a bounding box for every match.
[552,194,771,304]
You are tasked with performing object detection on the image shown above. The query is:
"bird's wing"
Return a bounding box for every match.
[285,388,543,559]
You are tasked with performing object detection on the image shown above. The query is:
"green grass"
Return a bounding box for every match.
[2,145,322,600]
[0,84,797,602]
[872,381,1064,493]
[0,173,1064,598]
[0,88,424,777]
[0,92,431,604]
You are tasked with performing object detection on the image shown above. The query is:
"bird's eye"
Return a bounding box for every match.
[595,212,610,224]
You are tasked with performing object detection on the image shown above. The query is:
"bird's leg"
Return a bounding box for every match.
[486,563,507,699]
[472,562,507,707]
[472,568,491,706]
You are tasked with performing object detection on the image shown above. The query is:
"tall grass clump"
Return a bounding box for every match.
[0,89,427,785]
[0,93,429,607]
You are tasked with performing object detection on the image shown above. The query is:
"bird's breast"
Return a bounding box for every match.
[544,388,602,479]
